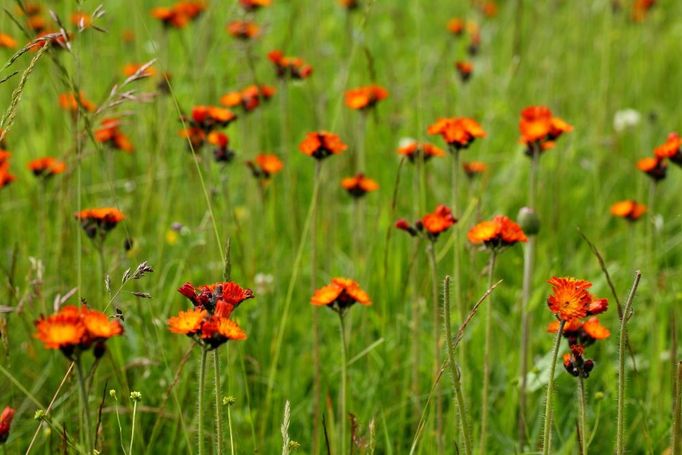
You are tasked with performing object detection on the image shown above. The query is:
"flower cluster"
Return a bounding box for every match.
[74,208,125,239]
[0,150,15,190]
[59,91,96,113]
[267,50,313,80]
[467,215,527,250]
[220,84,276,113]
[344,85,389,111]
[637,132,681,182]
[95,118,134,153]
[227,21,260,40]
[396,204,457,240]
[519,106,573,155]
[311,278,371,314]
[396,141,445,163]
[180,106,237,151]
[28,157,67,178]
[427,117,486,150]
[151,1,205,28]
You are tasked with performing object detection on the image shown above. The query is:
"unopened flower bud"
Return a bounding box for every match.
[517,207,540,236]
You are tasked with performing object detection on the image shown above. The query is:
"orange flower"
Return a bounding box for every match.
[95,118,134,153]
[28,157,66,177]
[455,60,473,82]
[180,127,207,149]
[200,316,247,348]
[467,215,527,248]
[447,18,465,36]
[311,278,371,313]
[58,92,96,113]
[547,319,583,335]
[481,1,498,17]
[519,106,573,154]
[29,31,72,52]
[239,0,271,11]
[0,406,15,444]
[632,0,655,22]
[27,16,48,33]
[152,7,188,28]
[299,131,347,160]
[636,156,667,181]
[247,153,284,180]
[0,167,15,189]
[82,309,124,339]
[421,204,457,238]
[227,21,260,40]
[339,0,360,9]
[75,208,125,238]
[654,132,682,165]
[177,281,254,318]
[610,200,647,221]
[220,85,276,112]
[582,317,610,340]
[189,105,237,131]
[208,132,235,162]
[344,85,389,110]
[396,141,446,163]
[547,277,607,322]
[0,150,10,166]
[168,308,207,335]
[0,33,17,49]
[341,173,379,198]
[267,50,313,80]
[123,63,157,78]
[427,117,486,150]
[463,160,487,177]
[71,12,92,29]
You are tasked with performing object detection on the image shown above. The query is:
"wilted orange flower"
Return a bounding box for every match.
[299,131,347,160]
[59,92,96,113]
[468,215,527,249]
[547,277,607,322]
[396,141,446,163]
[239,0,271,11]
[227,21,260,40]
[519,106,573,154]
[168,308,207,335]
[455,60,473,82]
[267,50,313,80]
[632,0,655,22]
[463,160,487,177]
[427,117,486,150]
[220,85,276,112]
[344,85,389,110]
[247,153,284,180]
[0,33,17,49]
[75,207,125,238]
[95,118,134,153]
[636,156,667,181]
[654,132,682,165]
[71,12,92,29]
[610,200,646,221]
[28,157,66,177]
[123,63,157,78]
[341,173,379,198]
[447,18,465,36]
[311,277,371,313]
[0,406,14,444]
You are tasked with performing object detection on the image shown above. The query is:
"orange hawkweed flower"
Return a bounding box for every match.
[180,127,207,150]
[421,204,457,238]
[339,0,360,9]
[123,63,157,78]
[427,117,486,150]
[467,215,527,249]
[582,317,610,340]
[29,30,72,51]
[0,167,15,189]
[27,16,48,33]
[247,153,284,180]
[177,281,254,318]
[207,132,235,162]
[189,105,237,132]
[463,160,487,177]
[632,0,655,22]
[447,18,465,36]
[0,33,17,49]
[397,141,446,163]
[547,277,607,322]
[344,85,389,111]
[82,308,124,339]
[654,132,682,165]
[0,406,15,444]
[455,60,473,82]
[152,7,189,28]
[299,131,347,160]
[239,0,271,11]
[95,118,134,153]
[610,200,647,221]
[267,50,313,80]
[311,277,371,313]
[481,1,498,17]
[58,92,96,113]
[28,157,66,177]
[519,106,573,154]
[74,208,125,238]
[220,85,276,112]
[341,173,379,198]
[227,20,260,40]
[200,316,247,348]
[636,156,667,181]
[0,150,10,166]
[168,308,207,335]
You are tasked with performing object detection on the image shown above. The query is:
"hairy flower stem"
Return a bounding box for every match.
[578,376,587,455]
[198,348,208,455]
[442,276,472,455]
[450,148,465,325]
[480,250,497,454]
[213,351,224,455]
[542,319,566,455]
[673,361,682,455]
[616,271,641,454]
[338,311,349,455]
[75,357,93,454]
[426,241,444,454]
[312,160,322,455]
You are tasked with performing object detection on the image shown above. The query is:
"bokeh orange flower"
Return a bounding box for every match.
[227,21,260,40]
[220,85,276,112]
[455,61,473,82]
[654,132,682,165]
[610,200,646,221]
[344,85,389,110]
[239,0,271,11]
[75,208,125,238]
[208,132,235,162]
[59,92,96,113]
[0,406,14,444]
[247,153,284,181]
[341,173,379,198]
[267,50,313,80]
[95,118,134,152]
[123,63,157,78]
[28,157,66,177]
[427,117,486,150]
[299,131,347,160]
[636,156,667,181]
[397,141,446,163]
[519,106,572,154]
[0,33,17,49]
[463,160,487,177]
[311,278,371,313]
[467,215,527,249]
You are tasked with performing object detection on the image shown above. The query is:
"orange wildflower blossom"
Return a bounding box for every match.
[0,33,17,49]
[180,127,206,150]
[344,85,389,111]
[0,167,15,190]
[59,91,96,113]
[463,160,487,178]
[339,0,360,10]
[74,208,125,239]
[610,200,647,221]
[481,1,499,17]
[468,26,481,56]
[220,84,276,113]
[550,316,610,379]
[299,131,347,160]
[152,1,205,28]
[654,132,682,166]
[396,141,446,163]
[632,0,655,22]
[0,406,15,444]
[71,12,92,29]
[447,18,465,36]
[546,277,608,322]
[208,132,235,163]
[188,105,237,132]
[227,20,260,40]
[247,153,284,181]
[267,50,313,80]
[239,0,271,11]
[34,305,123,358]
[95,118,134,152]
[341,173,379,198]
[0,150,10,166]
[27,15,48,33]
[519,106,573,155]
[28,157,66,177]
[123,63,157,78]
[467,215,527,250]
[455,60,473,82]
[636,156,667,181]
[396,204,457,240]
[177,281,254,317]
[30,31,72,52]
[311,278,371,314]
[427,117,486,151]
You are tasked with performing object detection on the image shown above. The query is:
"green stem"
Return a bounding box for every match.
[542,319,565,455]
[228,403,235,455]
[450,148,464,324]
[442,276,472,455]
[75,357,93,454]
[339,311,349,455]
[426,241,443,454]
[673,361,681,455]
[616,271,641,454]
[129,400,138,454]
[214,351,223,455]
[312,160,322,455]
[578,376,587,455]
[480,250,497,454]
[198,348,208,455]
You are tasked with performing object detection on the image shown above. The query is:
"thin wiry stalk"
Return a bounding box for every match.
[111,392,127,455]
[197,348,208,455]
[442,276,472,455]
[227,399,235,455]
[426,241,443,454]
[213,351,223,455]
[338,311,349,455]
[311,160,322,455]
[578,376,587,455]
[129,398,139,454]
[616,271,642,454]
[450,147,465,325]
[75,357,93,454]
[479,250,497,454]
[542,320,565,455]
[672,361,682,455]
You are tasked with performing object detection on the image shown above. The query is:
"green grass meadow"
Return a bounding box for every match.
[1,0,681,453]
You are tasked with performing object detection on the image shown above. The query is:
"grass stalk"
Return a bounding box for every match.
[312,160,323,454]
[213,351,223,455]
[542,319,565,455]
[578,376,587,455]
[426,240,443,454]
[75,357,93,454]
[197,348,208,455]
[338,311,349,455]
[673,361,681,455]
[479,250,497,454]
